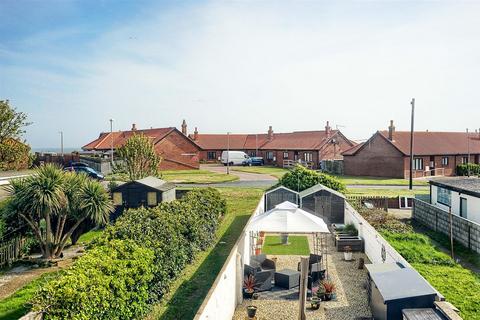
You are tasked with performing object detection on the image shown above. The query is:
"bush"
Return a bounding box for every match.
[357,207,413,234]
[278,165,346,193]
[456,163,480,176]
[32,239,155,320]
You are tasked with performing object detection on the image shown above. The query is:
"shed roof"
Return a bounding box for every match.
[370,267,437,302]
[135,176,175,192]
[265,185,299,195]
[430,177,480,198]
[299,184,346,199]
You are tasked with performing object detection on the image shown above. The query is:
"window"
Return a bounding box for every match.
[207,151,217,160]
[249,151,256,157]
[462,156,469,164]
[147,192,157,206]
[304,152,313,162]
[442,157,449,166]
[460,197,467,218]
[113,192,123,206]
[413,158,423,170]
[437,187,451,206]
[283,152,289,159]
[266,151,274,160]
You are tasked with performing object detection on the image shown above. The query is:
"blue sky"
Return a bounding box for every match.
[1,1,480,148]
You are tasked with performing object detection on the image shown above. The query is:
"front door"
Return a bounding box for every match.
[429,156,435,175]
[294,151,299,161]
[460,197,467,218]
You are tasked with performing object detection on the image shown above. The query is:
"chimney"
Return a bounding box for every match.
[267,126,274,140]
[388,120,395,140]
[325,121,331,137]
[194,127,198,140]
[181,119,187,135]
[131,123,137,131]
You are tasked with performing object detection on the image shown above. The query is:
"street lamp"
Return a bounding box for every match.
[59,131,64,157]
[109,119,114,167]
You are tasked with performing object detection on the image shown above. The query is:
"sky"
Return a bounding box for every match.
[1,0,480,149]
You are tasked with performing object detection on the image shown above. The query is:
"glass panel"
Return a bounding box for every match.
[113,192,123,205]
[437,187,451,206]
[147,192,157,206]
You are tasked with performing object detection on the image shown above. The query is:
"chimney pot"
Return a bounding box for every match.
[388,120,395,140]
[181,119,187,135]
[268,126,274,140]
[325,121,332,137]
[194,127,199,140]
[132,123,137,131]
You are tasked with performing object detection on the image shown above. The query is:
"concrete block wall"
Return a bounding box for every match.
[413,199,480,254]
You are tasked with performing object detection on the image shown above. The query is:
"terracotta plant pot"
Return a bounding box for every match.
[246,305,257,318]
[255,248,261,255]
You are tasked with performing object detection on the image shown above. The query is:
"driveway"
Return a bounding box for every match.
[201,164,277,181]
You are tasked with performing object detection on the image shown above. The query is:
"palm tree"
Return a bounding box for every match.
[6,164,113,259]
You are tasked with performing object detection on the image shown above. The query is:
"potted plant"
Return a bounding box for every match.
[259,231,265,238]
[316,284,326,301]
[280,232,289,244]
[344,245,353,261]
[246,305,257,318]
[310,296,321,310]
[254,246,261,255]
[243,274,256,299]
[322,280,336,301]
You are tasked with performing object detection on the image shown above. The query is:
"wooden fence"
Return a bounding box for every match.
[0,237,26,267]
[346,195,413,211]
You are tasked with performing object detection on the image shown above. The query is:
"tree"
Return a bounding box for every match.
[0,100,32,170]
[0,100,31,144]
[278,165,346,193]
[117,133,162,180]
[5,164,113,259]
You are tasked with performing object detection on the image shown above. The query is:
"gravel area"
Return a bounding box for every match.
[233,234,372,320]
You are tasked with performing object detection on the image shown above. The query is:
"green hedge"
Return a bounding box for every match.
[32,240,155,320]
[457,163,480,176]
[32,188,226,319]
[278,165,346,193]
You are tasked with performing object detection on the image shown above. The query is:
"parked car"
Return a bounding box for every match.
[221,151,249,166]
[64,166,104,180]
[70,161,89,168]
[243,156,264,166]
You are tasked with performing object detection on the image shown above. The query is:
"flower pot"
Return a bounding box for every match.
[324,293,332,301]
[246,305,257,318]
[280,233,289,244]
[310,298,321,310]
[252,293,259,300]
[344,251,352,261]
[244,289,254,299]
[255,248,261,255]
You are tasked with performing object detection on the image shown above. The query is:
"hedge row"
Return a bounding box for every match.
[278,165,346,193]
[457,163,480,176]
[33,188,226,319]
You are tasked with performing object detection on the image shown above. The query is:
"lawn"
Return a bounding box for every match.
[346,187,429,197]
[261,235,310,255]
[332,174,429,186]
[232,166,289,179]
[145,187,264,320]
[0,271,60,320]
[106,170,239,184]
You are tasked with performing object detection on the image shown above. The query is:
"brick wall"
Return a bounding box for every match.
[344,134,405,178]
[155,130,200,170]
[413,198,480,254]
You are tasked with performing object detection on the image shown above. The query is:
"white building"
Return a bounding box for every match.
[430,177,480,224]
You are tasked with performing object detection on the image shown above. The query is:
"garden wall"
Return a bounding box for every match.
[194,196,264,320]
[413,198,480,254]
[344,202,411,267]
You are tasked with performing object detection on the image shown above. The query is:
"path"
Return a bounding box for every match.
[0,245,83,300]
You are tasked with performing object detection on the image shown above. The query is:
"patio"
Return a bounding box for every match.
[233,234,372,320]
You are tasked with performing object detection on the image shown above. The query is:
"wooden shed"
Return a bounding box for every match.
[299,184,345,224]
[111,176,176,219]
[264,186,299,211]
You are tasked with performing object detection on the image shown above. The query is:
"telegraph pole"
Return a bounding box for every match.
[59,131,64,156]
[409,98,415,190]
[226,132,230,175]
[110,119,114,167]
[467,128,471,177]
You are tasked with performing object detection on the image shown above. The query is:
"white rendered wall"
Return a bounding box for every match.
[431,185,480,224]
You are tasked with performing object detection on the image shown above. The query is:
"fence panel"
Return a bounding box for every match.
[0,237,26,267]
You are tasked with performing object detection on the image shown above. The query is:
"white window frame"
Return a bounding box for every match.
[413,158,424,170]
[437,187,451,207]
[441,157,449,166]
[113,192,123,206]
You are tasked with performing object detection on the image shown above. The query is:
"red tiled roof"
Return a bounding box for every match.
[82,127,175,151]
[344,131,480,156]
[194,130,351,151]
[342,142,364,156]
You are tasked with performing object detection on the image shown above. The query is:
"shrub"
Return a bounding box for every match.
[32,239,155,320]
[343,223,358,236]
[456,163,480,176]
[358,207,413,234]
[278,165,346,193]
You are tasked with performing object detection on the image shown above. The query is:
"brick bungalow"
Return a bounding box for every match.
[342,120,480,178]
[190,122,355,169]
[82,123,201,170]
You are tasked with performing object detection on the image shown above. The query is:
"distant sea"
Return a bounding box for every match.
[31,147,81,154]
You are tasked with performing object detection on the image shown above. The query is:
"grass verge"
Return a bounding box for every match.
[161,170,239,184]
[232,166,288,179]
[0,272,60,320]
[145,187,264,320]
[262,235,310,255]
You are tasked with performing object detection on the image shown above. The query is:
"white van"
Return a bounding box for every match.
[221,151,249,166]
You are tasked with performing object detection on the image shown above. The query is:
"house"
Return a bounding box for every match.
[110,176,176,219]
[82,122,201,170]
[190,121,355,169]
[342,120,480,178]
[429,177,480,224]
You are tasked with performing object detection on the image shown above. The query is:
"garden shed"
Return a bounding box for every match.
[264,186,299,211]
[111,176,176,219]
[299,184,346,224]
